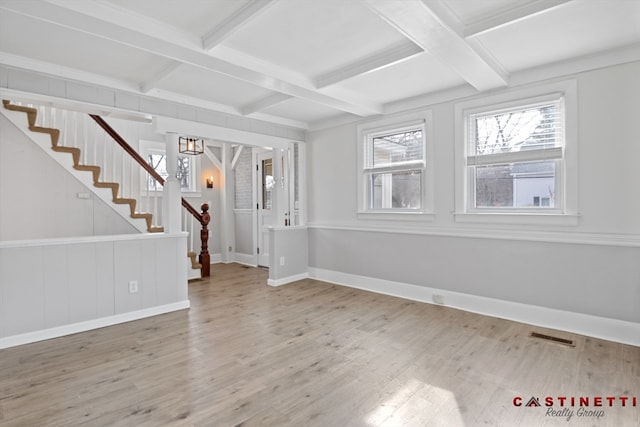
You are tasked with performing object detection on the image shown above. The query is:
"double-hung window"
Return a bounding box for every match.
[467,98,563,210]
[455,81,578,224]
[358,112,433,218]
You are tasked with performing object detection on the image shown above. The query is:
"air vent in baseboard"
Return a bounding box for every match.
[530,332,575,347]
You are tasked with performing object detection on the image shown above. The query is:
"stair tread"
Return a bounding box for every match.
[4,100,165,235]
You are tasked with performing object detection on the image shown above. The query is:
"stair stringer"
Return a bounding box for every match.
[1,104,151,234]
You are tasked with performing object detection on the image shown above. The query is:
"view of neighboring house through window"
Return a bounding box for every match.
[466,98,564,210]
[363,125,425,211]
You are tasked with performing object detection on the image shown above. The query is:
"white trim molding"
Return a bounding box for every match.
[307,223,640,248]
[308,267,640,346]
[454,79,578,225]
[267,272,309,287]
[0,301,190,350]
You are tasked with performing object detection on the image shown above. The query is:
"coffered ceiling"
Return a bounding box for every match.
[1,0,639,130]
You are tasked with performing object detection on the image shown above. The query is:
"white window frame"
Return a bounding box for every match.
[454,80,578,225]
[140,140,201,195]
[357,110,434,221]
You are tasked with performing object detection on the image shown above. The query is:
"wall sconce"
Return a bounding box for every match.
[179,136,204,155]
[206,176,214,188]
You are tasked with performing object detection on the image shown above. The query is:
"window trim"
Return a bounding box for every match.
[454,80,579,225]
[357,110,434,220]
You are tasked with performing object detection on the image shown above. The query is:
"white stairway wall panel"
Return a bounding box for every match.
[114,239,142,314]
[95,240,115,318]
[42,245,69,328]
[0,233,189,348]
[68,243,100,324]
[0,113,138,240]
[0,246,45,337]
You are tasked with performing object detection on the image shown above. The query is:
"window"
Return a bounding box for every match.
[146,152,195,191]
[357,111,433,219]
[140,141,199,193]
[455,80,578,225]
[467,99,562,210]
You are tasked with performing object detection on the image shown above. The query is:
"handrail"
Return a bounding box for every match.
[90,115,165,184]
[90,114,203,223]
[89,113,209,275]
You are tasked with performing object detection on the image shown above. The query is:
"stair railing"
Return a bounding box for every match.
[90,115,211,277]
[28,103,164,232]
[9,101,210,276]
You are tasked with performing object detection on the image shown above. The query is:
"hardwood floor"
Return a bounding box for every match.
[1,263,638,426]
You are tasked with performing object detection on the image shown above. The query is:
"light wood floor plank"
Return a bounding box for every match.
[1,263,638,426]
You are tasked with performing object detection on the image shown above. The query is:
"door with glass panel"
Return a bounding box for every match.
[257,151,273,267]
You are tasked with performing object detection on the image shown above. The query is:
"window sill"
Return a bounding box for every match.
[358,211,436,222]
[454,212,580,226]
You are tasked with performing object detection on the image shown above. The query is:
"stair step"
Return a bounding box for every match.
[3,100,163,235]
[187,251,202,269]
[94,182,119,199]
[74,165,101,182]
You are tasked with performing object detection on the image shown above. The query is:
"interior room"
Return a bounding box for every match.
[1,1,638,425]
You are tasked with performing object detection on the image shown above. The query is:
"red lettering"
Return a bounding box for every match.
[513,397,522,407]
[558,396,566,406]
[606,396,615,406]
[545,397,554,407]
[594,397,602,407]
[580,397,589,406]
[570,396,576,406]
[633,397,637,407]
[620,396,628,407]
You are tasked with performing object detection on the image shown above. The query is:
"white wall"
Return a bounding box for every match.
[0,233,189,348]
[269,226,309,286]
[306,61,640,342]
[0,114,138,240]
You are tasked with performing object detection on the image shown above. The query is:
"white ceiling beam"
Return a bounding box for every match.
[202,0,277,51]
[364,0,508,92]
[140,61,182,93]
[465,0,574,38]
[1,0,381,117]
[315,40,423,88]
[240,93,292,116]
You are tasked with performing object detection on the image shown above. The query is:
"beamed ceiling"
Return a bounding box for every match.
[1,0,639,130]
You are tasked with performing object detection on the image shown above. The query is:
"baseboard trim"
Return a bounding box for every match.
[0,300,191,349]
[268,272,309,287]
[308,267,640,347]
[234,253,257,267]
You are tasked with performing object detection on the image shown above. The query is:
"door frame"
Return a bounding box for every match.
[254,149,273,267]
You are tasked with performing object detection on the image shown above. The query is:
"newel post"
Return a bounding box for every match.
[199,203,211,277]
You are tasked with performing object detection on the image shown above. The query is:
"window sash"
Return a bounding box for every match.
[366,169,423,211]
[467,98,564,157]
[466,146,562,166]
[365,126,425,170]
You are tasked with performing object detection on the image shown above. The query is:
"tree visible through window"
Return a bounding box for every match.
[467,99,563,209]
[147,153,194,191]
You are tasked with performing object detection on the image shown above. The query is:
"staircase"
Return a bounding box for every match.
[2,100,163,233]
[2,99,211,278]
